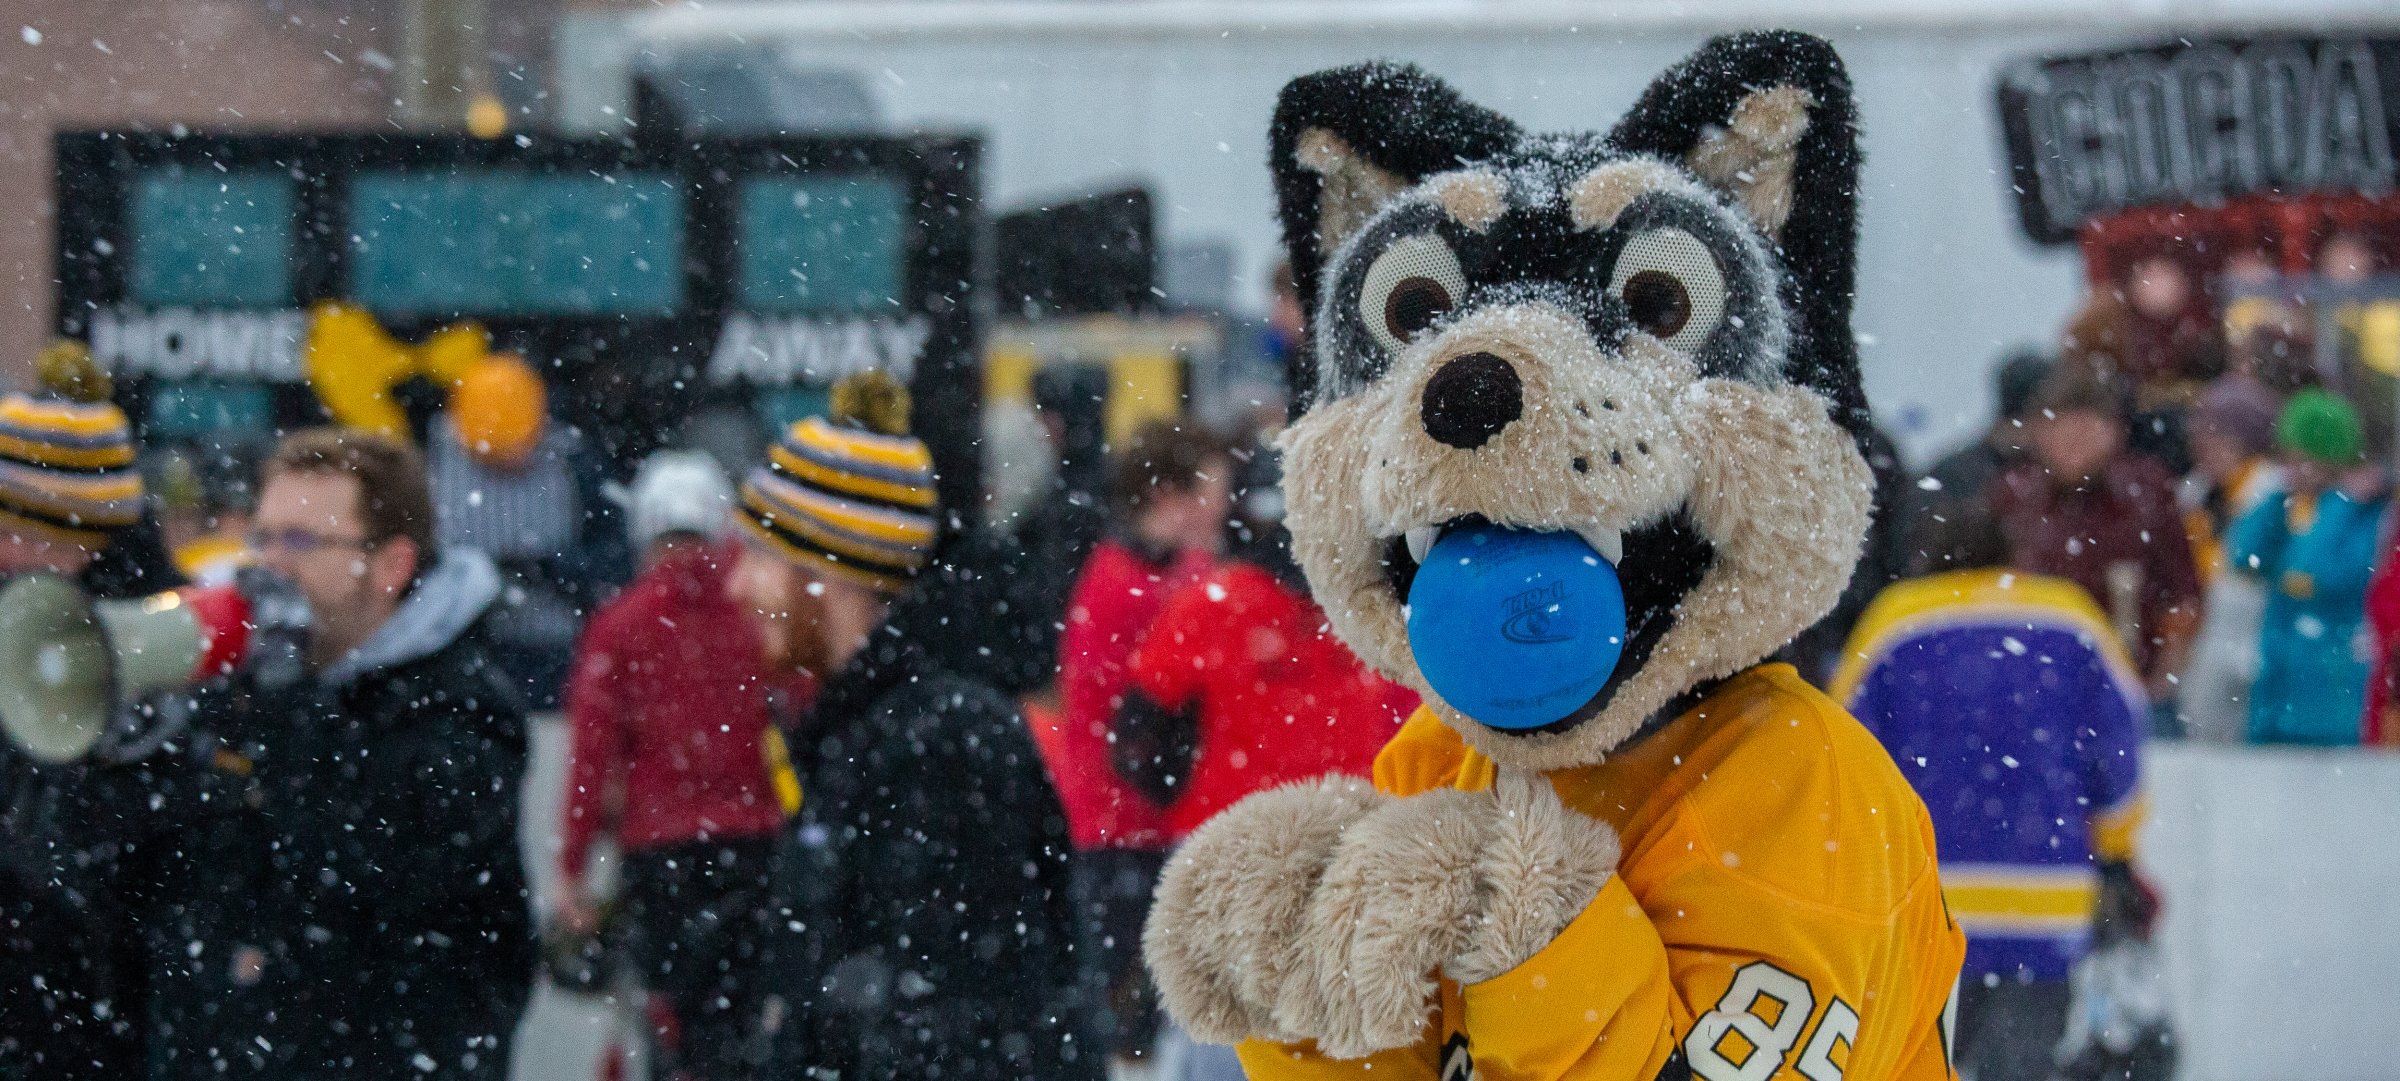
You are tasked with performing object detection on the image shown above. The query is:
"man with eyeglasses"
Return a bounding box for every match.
[139,428,533,1080]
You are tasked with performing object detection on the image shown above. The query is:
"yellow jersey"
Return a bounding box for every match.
[1237,663,1964,1081]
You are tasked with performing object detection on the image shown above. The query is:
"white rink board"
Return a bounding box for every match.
[511,715,643,1081]
[2139,743,2400,1081]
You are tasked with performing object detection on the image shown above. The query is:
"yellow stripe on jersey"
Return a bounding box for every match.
[1940,865,2099,933]
[2089,791,2147,863]
[1829,567,2144,706]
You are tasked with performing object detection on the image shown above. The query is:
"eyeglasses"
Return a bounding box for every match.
[246,527,375,556]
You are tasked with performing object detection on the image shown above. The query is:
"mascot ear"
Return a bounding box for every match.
[1607,31,1868,437]
[1273,63,1519,409]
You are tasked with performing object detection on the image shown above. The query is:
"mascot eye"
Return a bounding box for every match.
[1607,227,1727,355]
[1359,235,1467,353]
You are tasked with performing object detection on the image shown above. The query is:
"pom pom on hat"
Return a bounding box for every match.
[829,369,912,436]
[2277,388,2364,465]
[738,371,938,594]
[451,355,547,467]
[36,340,113,404]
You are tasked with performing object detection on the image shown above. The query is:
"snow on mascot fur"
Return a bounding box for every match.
[1143,32,1965,1081]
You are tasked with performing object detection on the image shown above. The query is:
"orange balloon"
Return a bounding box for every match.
[451,355,547,468]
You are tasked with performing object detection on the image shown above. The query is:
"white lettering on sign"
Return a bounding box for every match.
[707,314,932,386]
[88,308,308,380]
[2005,37,2397,239]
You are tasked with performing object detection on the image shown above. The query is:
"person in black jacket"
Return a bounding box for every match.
[0,389,156,1079]
[1782,421,1913,683]
[1003,366,1110,681]
[729,381,1091,1081]
[138,429,531,1080]
[777,615,1089,1081]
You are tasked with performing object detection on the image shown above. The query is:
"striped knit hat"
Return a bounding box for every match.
[0,392,143,547]
[739,372,938,594]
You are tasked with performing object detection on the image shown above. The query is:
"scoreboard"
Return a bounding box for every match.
[53,130,983,511]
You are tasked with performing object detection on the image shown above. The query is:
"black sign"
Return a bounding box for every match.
[52,131,986,512]
[1998,36,2400,243]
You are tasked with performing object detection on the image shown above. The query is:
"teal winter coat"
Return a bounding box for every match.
[2226,490,2387,745]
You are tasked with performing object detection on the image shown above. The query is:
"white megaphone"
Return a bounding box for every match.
[0,574,256,764]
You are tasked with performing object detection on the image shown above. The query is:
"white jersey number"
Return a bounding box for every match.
[1686,962,1858,1081]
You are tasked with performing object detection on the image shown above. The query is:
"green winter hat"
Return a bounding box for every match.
[2276,389,2364,464]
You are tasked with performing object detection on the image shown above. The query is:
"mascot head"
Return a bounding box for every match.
[1274,32,1876,772]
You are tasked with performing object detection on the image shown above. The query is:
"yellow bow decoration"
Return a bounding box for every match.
[303,302,490,440]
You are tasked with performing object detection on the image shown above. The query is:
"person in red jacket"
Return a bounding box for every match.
[1114,456,1415,840]
[2358,513,2400,748]
[1052,421,1232,1071]
[553,450,795,1081]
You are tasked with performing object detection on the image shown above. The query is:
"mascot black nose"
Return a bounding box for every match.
[1420,353,1523,450]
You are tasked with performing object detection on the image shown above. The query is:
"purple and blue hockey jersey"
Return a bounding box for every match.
[1831,567,2146,983]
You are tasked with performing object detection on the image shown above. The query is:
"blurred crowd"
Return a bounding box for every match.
[1,233,2393,1081]
[1814,234,2397,1081]
[1821,235,2400,751]
[0,280,1411,1081]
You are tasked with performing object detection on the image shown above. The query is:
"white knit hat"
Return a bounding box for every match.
[619,449,734,548]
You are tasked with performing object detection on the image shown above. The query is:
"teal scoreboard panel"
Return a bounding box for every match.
[53,131,984,512]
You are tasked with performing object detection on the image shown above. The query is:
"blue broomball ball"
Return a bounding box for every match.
[1405,522,1627,730]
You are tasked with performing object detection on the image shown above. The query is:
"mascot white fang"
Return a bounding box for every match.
[1144,31,1965,1081]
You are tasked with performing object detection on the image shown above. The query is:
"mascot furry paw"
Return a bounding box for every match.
[1144,31,1964,1081]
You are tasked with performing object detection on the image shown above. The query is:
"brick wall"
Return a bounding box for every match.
[0,0,605,387]
[0,0,397,384]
